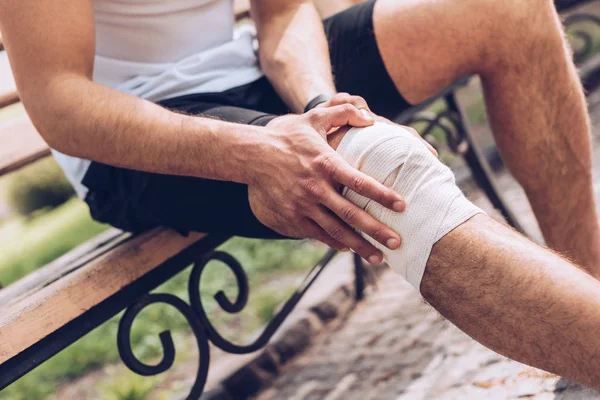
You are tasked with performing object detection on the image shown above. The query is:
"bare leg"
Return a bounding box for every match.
[422,214,600,390]
[328,127,600,389]
[372,0,600,275]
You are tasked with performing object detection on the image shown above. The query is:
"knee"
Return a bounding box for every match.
[337,122,453,190]
[336,123,484,291]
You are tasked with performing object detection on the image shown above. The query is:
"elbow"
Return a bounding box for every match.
[259,49,283,78]
[34,122,71,155]
[20,76,90,157]
[25,104,73,156]
[259,42,294,80]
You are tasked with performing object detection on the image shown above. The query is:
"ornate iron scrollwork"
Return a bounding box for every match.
[564,13,600,63]
[117,248,340,399]
[408,108,469,156]
[117,293,210,400]
[188,249,336,355]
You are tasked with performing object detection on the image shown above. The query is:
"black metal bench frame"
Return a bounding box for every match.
[1,1,599,399]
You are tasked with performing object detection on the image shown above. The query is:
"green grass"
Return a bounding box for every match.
[2,157,76,217]
[465,90,487,125]
[99,372,158,400]
[254,288,296,324]
[0,199,109,286]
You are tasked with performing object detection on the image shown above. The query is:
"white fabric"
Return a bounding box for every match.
[51,150,90,199]
[337,122,485,291]
[92,0,262,101]
[54,0,263,198]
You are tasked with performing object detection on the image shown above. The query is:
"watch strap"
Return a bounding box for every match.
[303,94,333,113]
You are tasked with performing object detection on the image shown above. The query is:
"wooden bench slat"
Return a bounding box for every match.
[0,117,51,176]
[0,90,18,109]
[0,229,126,307]
[0,228,208,364]
[0,50,18,112]
[0,51,15,99]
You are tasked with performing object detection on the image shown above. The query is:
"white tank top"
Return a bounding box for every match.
[92,0,262,100]
[53,0,263,198]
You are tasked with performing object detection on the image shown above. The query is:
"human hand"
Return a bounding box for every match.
[315,92,371,111]
[248,104,404,263]
[317,93,438,157]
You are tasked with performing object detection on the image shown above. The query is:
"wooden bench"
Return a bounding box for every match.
[1,0,600,398]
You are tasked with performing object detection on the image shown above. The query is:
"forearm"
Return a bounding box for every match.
[253,0,335,113]
[27,77,267,183]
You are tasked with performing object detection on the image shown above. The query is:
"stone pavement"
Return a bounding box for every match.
[255,272,586,400]
[251,88,600,400]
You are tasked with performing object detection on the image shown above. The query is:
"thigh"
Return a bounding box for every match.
[371,0,521,105]
[83,102,284,239]
[323,0,413,119]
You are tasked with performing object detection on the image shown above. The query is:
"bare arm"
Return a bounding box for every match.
[0,0,271,183]
[1,0,408,260]
[251,0,335,113]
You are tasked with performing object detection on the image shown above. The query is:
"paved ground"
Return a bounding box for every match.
[252,87,600,400]
[257,275,569,400]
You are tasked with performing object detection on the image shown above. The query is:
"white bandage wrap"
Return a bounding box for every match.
[337,122,484,291]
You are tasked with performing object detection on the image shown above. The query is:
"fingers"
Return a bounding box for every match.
[302,220,350,252]
[308,104,374,134]
[320,186,401,250]
[309,208,384,263]
[322,155,405,212]
[326,93,371,111]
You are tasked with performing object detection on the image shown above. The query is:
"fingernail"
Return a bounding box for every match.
[393,200,406,212]
[386,238,400,250]
[361,109,374,121]
[340,247,350,252]
[368,254,383,264]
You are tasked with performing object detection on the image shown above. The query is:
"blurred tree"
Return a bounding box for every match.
[4,158,75,217]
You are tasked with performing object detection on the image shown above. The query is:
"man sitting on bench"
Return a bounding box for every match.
[2,0,600,389]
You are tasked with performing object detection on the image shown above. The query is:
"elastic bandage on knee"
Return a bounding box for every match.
[337,122,484,291]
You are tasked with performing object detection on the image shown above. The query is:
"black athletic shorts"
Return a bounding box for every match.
[83,0,413,238]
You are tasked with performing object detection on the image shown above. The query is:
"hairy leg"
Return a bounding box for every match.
[422,214,600,390]
[328,125,600,389]
[373,0,600,275]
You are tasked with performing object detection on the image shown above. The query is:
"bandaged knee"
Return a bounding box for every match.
[337,122,484,291]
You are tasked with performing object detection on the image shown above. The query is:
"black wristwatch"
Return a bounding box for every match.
[304,94,332,113]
